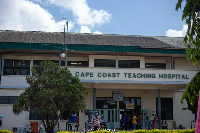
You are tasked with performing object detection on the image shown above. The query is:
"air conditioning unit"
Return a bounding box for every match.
[12,127,25,133]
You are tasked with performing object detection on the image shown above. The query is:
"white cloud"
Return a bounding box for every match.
[49,0,111,27]
[166,24,187,37]
[80,26,91,33]
[94,31,103,34]
[0,0,73,32]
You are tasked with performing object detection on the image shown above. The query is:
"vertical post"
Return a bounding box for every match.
[59,55,61,67]
[93,88,96,111]
[171,57,174,69]
[65,21,68,67]
[116,55,118,68]
[0,54,1,81]
[158,89,161,129]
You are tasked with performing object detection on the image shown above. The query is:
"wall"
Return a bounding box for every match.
[175,58,199,70]
[173,91,195,129]
[0,89,28,131]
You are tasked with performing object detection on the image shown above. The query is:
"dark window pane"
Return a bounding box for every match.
[156,98,173,120]
[33,60,43,66]
[21,60,30,68]
[4,68,12,75]
[13,60,21,67]
[96,98,106,109]
[4,59,30,75]
[118,60,140,68]
[21,68,30,75]
[50,60,59,64]
[0,96,18,104]
[0,97,8,104]
[94,59,105,67]
[68,61,89,67]
[21,60,30,75]
[13,68,21,75]
[118,60,129,68]
[106,60,115,67]
[4,60,13,75]
[145,63,166,69]
[94,59,115,67]
[9,97,18,104]
[4,59,13,67]
[129,60,140,68]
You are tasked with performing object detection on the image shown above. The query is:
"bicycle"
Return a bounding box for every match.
[24,124,33,133]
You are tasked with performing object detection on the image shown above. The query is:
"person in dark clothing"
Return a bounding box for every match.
[121,112,127,131]
[91,111,101,131]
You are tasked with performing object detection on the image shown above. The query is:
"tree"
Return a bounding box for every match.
[176,0,200,113]
[13,61,87,133]
[180,70,200,113]
[176,0,200,65]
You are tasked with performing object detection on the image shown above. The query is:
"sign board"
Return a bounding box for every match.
[113,92,123,101]
[68,67,196,82]
[126,103,134,109]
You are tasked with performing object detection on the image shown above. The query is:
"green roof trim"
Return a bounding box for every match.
[0,42,186,54]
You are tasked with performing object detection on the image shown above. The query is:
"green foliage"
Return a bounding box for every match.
[180,70,200,113]
[0,130,12,133]
[13,61,87,133]
[176,0,200,65]
[57,129,195,133]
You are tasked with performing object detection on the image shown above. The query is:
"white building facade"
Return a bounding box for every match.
[0,31,198,131]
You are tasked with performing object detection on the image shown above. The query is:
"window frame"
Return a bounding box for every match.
[4,59,30,75]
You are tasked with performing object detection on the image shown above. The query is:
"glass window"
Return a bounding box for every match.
[0,96,18,104]
[145,63,166,69]
[33,60,43,66]
[156,98,173,120]
[94,59,115,67]
[4,59,30,75]
[4,59,13,75]
[119,60,140,68]
[96,97,117,109]
[68,61,89,67]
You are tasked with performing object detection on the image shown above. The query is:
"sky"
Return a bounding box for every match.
[0,0,187,37]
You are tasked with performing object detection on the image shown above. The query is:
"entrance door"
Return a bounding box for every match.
[98,109,120,129]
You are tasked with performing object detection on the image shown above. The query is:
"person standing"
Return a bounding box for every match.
[0,115,2,128]
[145,116,151,130]
[91,111,101,131]
[137,113,143,129]
[132,115,137,130]
[121,112,127,131]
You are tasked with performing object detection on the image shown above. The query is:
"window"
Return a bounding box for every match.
[0,96,18,104]
[34,60,89,67]
[64,61,89,67]
[94,59,115,67]
[118,60,140,68]
[145,63,166,69]
[4,59,30,75]
[33,60,43,66]
[156,98,173,120]
[96,97,117,109]
[119,97,141,109]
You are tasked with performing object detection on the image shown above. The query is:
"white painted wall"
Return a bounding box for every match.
[175,58,199,70]
[0,105,28,131]
[173,91,195,129]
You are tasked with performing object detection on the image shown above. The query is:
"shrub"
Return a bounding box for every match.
[57,128,195,133]
[0,130,12,133]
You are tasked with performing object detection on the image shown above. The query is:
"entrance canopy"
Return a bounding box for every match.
[68,67,196,91]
